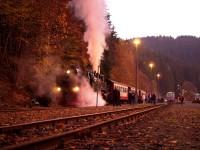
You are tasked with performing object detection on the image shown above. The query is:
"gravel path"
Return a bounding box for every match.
[64,102,200,149]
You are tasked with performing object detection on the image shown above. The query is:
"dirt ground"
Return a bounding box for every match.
[65,102,200,149]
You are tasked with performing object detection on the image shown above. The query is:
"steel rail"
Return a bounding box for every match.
[0,107,78,112]
[3,105,166,150]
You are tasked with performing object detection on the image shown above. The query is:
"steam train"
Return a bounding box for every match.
[55,67,147,105]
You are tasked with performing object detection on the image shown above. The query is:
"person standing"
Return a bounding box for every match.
[151,93,156,104]
[180,95,184,104]
[113,88,118,106]
[131,92,136,104]
[138,90,142,104]
[128,88,132,105]
[142,94,146,104]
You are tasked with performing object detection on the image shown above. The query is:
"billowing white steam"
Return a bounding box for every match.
[72,0,109,71]
[71,0,109,106]
[76,77,106,107]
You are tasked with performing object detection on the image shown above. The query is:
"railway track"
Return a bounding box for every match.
[0,107,77,112]
[1,104,166,150]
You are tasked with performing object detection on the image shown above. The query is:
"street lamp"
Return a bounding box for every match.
[148,62,155,93]
[156,73,161,79]
[148,62,155,80]
[133,38,141,46]
[156,73,161,98]
[148,62,154,71]
[133,38,141,99]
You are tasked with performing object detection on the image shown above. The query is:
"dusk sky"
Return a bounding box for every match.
[106,0,200,39]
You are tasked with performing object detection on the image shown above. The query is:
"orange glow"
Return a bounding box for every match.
[149,62,154,69]
[72,86,80,93]
[156,73,161,79]
[133,38,141,46]
[53,86,62,93]
[66,69,71,74]
[56,87,61,92]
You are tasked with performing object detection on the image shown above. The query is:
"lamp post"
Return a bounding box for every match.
[156,73,161,79]
[148,62,154,73]
[148,62,155,93]
[133,38,141,100]
[156,73,161,98]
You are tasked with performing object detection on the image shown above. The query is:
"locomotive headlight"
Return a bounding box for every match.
[72,86,80,93]
[57,87,61,92]
[53,86,61,93]
[66,69,71,74]
[53,86,62,94]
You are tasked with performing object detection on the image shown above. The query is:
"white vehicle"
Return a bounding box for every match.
[194,93,200,101]
[166,92,175,103]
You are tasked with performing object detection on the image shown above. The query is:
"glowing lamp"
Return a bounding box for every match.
[72,86,80,93]
[149,62,154,70]
[56,87,61,92]
[133,38,141,46]
[66,69,71,74]
[156,73,161,79]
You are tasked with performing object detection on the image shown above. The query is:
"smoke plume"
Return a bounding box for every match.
[72,0,109,71]
[70,0,109,106]
[76,77,106,107]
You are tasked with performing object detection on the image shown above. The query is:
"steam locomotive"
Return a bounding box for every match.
[55,67,82,106]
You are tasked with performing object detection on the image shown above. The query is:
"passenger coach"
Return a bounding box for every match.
[104,79,146,103]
